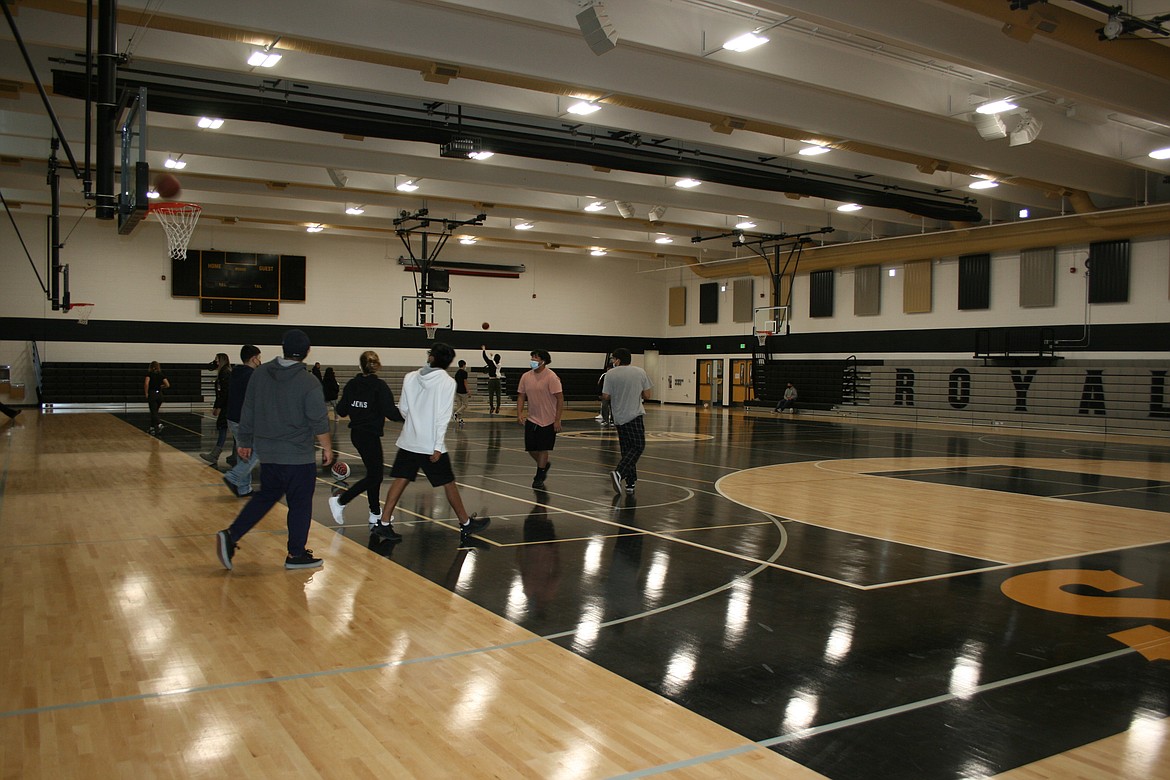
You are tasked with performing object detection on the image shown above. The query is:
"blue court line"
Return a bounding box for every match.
[0,636,542,719]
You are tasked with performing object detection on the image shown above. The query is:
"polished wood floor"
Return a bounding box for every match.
[1,407,1168,779]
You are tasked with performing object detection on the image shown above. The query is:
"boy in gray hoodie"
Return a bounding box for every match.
[216,329,333,570]
[375,342,490,544]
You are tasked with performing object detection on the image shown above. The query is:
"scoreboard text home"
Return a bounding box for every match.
[171,251,307,315]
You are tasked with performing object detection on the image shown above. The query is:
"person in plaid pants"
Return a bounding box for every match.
[601,348,653,495]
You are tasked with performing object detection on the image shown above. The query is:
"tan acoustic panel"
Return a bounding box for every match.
[903,260,933,313]
[732,278,753,322]
[854,265,881,316]
[668,286,686,326]
[1020,247,1056,308]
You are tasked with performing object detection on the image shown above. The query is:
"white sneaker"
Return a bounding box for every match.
[328,495,346,525]
[369,509,382,525]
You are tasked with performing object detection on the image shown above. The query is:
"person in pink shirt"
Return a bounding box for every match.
[516,349,563,488]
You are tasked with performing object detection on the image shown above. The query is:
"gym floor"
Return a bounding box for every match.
[2,404,1168,778]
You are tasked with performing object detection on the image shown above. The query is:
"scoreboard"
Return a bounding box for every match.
[172,250,306,314]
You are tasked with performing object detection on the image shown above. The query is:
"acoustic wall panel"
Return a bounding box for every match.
[1019,247,1056,307]
[809,269,834,317]
[854,265,881,316]
[732,278,753,322]
[903,260,933,313]
[699,282,719,323]
[668,286,686,326]
[958,253,991,310]
[1088,239,1130,303]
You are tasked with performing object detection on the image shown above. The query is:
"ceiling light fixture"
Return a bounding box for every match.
[345,206,365,215]
[973,112,1008,140]
[514,221,535,230]
[567,100,602,115]
[614,201,635,218]
[837,203,862,212]
[798,144,831,156]
[1018,208,1030,219]
[197,117,224,129]
[246,49,282,68]
[1149,147,1170,160]
[468,150,494,160]
[146,189,159,200]
[734,218,756,229]
[590,248,608,256]
[1009,113,1042,146]
[396,179,420,192]
[675,178,701,188]
[976,99,1018,115]
[306,223,324,233]
[459,236,477,245]
[648,205,667,221]
[584,201,607,212]
[969,179,999,190]
[722,31,769,52]
[163,156,186,170]
[655,236,673,244]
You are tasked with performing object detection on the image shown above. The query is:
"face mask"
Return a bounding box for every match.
[530,360,540,369]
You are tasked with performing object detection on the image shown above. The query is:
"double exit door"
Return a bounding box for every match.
[697,359,754,406]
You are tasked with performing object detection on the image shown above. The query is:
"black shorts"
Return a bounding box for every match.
[389,448,456,487]
[524,420,557,452]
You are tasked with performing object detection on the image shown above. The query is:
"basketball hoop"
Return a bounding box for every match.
[755,330,771,347]
[68,302,95,325]
[423,323,439,340]
[150,202,202,260]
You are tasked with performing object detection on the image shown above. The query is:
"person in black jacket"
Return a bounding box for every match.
[482,345,503,414]
[221,345,262,497]
[328,350,405,529]
[201,353,232,466]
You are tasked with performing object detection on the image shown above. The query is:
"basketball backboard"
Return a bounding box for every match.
[753,305,788,340]
[117,87,150,235]
[400,296,453,332]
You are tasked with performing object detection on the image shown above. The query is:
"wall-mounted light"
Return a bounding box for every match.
[675,178,701,188]
[722,31,768,52]
[566,100,602,115]
[888,268,897,277]
[197,117,224,129]
[246,50,282,68]
[720,283,727,292]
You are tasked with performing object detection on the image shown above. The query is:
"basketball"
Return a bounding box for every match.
[153,173,181,199]
[482,322,490,330]
[330,460,351,480]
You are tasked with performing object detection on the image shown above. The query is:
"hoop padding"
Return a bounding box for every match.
[755,331,771,347]
[423,323,439,340]
[150,202,202,260]
[71,303,95,325]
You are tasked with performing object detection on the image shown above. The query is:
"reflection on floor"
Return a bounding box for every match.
[118,406,1170,778]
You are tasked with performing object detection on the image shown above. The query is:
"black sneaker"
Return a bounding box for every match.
[459,514,491,539]
[216,529,236,570]
[222,475,240,497]
[611,470,623,494]
[285,550,323,569]
[625,483,636,494]
[373,523,403,542]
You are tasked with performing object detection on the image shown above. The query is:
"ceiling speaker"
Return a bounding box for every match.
[576,3,618,56]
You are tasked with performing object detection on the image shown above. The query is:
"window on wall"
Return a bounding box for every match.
[1088,239,1130,304]
[958,253,990,310]
[809,269,834,317]
[699,282,719,323]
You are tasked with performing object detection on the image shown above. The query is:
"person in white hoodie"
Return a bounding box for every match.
[375,342,491,543]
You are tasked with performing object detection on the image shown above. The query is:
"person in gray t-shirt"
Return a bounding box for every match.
[601,348,653,495]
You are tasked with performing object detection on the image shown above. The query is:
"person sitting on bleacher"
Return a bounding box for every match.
[774,383,798,413]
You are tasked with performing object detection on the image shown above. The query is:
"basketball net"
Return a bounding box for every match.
[423,323,439,340]
[755,331,771,347]
[70,303,95,325]
[150,202,202,260]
